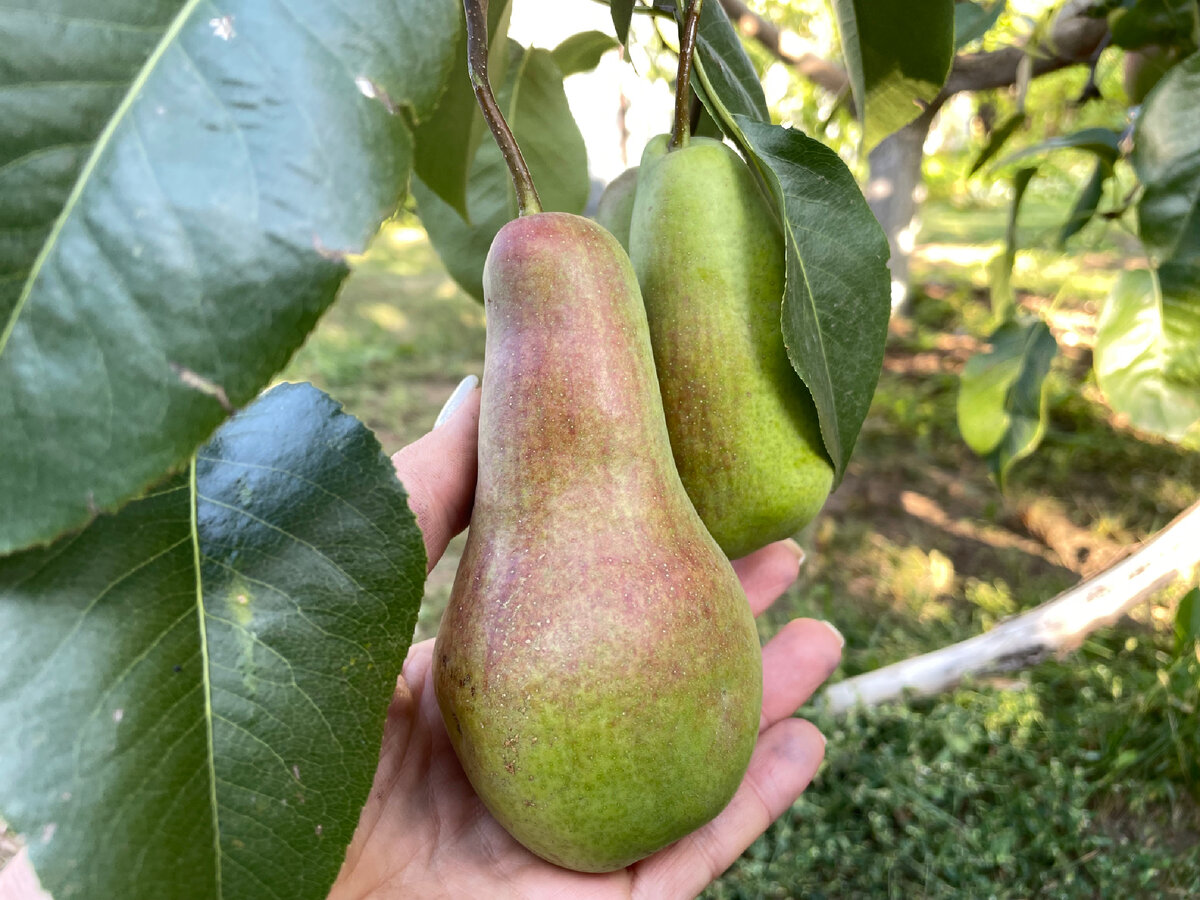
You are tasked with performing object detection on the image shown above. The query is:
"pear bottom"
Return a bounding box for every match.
[436,605,760,872]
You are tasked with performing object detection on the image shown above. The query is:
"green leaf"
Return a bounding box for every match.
[969,112,1029,176]
[1095,265,1200,440]
[831,0,956,149]
[957,318,1058,486]
[688,0,770,127]
[735,117,892,482]
[1109,0,1198,50]
[612,0,636,45]
[415,43,589,302]
[990,166,1038,322]
[0,382,426,900]
[0,0,459,556]
[413,0,513,218]
[1176,587,1200,655]
[1133,51,1200,263]
[693,90,726,139]
[552,30,619,77]
[1058,158,1114,246]
[996,127,1124,169]
[955,0,1008,49]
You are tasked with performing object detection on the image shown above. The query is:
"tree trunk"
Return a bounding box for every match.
[865,103,940,316]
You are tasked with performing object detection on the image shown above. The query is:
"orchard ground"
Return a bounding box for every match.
[279,177,1200,897]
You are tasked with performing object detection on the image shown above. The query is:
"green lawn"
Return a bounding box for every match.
[281,200,1200,898]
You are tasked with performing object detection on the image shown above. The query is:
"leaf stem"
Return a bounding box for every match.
[464,0,541,215]
[670,0,704,150]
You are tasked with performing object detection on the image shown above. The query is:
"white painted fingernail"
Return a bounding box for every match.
[434,375,479,429]
[782,538,806,566]
[819,619,845,649]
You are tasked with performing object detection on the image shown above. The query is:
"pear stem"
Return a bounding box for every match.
[670,0,705,151]
[464,0,542,215]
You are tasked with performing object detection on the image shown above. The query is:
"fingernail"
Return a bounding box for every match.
[782,538,806,567]
[817,729,827,749]
[434,375,479,429]
[819,619,845,649]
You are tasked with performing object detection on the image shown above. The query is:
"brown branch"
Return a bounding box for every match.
[717,0,848,94]
[717,0,1109,100]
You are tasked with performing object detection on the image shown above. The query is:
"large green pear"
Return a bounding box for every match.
[629,135,833,560]
[433,212,762,873]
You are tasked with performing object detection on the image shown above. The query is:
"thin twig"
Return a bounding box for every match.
[670,0,704,150]
[464,0,541,215]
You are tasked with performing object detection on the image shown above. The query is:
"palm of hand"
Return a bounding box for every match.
[329,545,840,900]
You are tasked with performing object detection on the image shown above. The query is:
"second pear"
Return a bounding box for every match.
[629,135,833,559]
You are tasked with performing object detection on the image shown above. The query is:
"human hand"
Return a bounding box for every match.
[328,379,843,900]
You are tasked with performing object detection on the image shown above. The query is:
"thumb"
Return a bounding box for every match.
[391,376,481,572]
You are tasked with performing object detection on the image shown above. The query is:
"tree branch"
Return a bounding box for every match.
[717,0,849,94]
[717,0,1109,100]
[820,499,1200,714]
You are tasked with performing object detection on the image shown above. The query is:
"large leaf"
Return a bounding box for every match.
[552,30,620,77]
[735,118,891,481]
[414,43,589,302]
[412,0,513,218]
[831,0,956,149]
[1095,265,1200,440]
[1133,51,1200,263]
[0,382,426,900]
[0,0,459,555]
[956,0,1008,49]
[688,0,770,127]
[957,318,1058,486]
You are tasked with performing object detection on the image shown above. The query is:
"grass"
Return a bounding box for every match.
[278,198,1200,897]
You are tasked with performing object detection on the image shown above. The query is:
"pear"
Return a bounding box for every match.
[592,166,639,249]
[433,212,762,873]
[629,135,834,560]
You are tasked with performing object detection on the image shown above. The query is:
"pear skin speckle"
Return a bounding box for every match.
[433,213,761,874]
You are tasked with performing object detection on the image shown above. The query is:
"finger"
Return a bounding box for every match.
[731,539,804,617]
[759,618,843,731]
[633,718,825,900]
[400,637,436,687]
[0,849,51,900]
[391,381,481,572]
